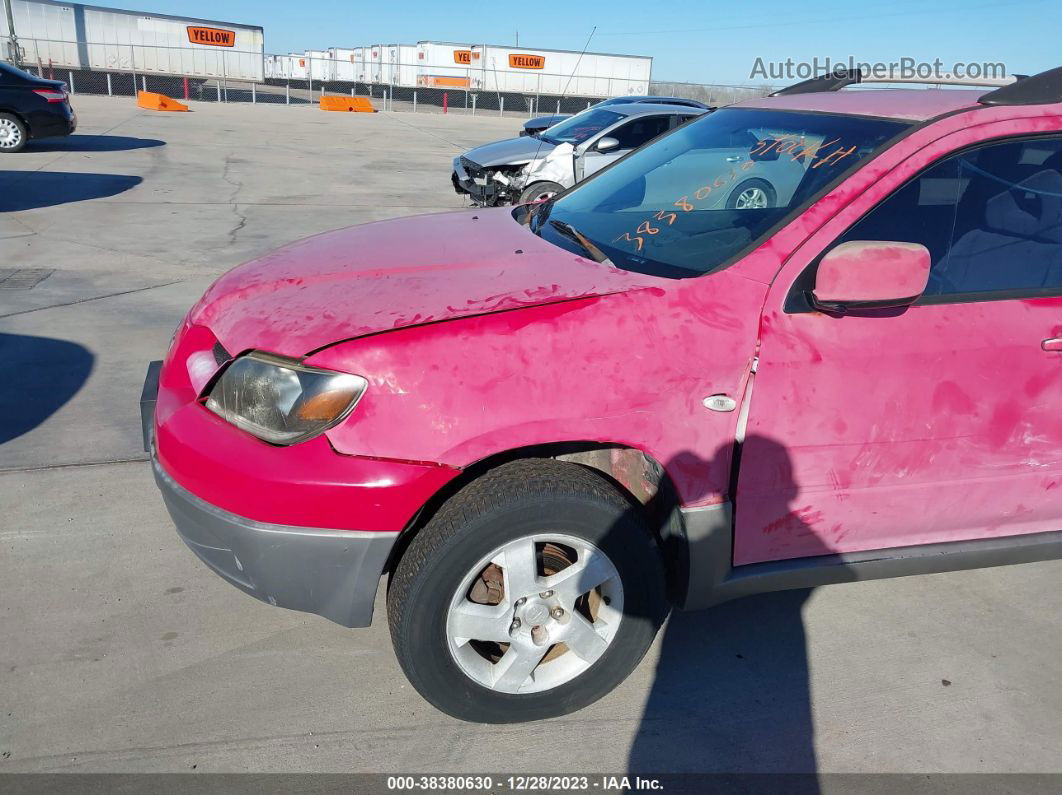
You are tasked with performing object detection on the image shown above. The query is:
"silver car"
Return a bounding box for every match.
[453,104,707,207]
[519,95,713,137]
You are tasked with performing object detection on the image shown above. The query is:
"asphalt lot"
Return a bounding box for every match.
[1,95,1061,775]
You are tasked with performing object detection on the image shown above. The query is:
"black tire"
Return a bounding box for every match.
[0,112,28,154]
[387,458,667,723]
[518,180,564,205]
[726,178,776,209]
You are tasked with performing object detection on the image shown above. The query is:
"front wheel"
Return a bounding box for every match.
[0,113,28,153]
[387,459,667,723]
[518,181,564,205]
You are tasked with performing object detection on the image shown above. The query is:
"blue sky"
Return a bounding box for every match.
[131,0,1056,85]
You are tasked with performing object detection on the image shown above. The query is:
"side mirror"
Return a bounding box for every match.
[811,241,930,313]
[595,136,620,153]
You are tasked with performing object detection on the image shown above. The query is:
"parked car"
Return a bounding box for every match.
[147,66,1062,724]
[519,113,569,137]
[454,103,708,206]
[521,95,713,138]
[0,61,76,152]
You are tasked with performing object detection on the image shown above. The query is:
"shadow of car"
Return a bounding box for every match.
[0,332,94,446]
[28,135,165,152]
[0,171,143,212]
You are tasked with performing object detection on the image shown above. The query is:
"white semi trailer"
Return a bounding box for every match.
[470,44,652,96]
[411,41,651,96]
[378,43,416,87]
[414,40,474,89]
[304,48,331,81]
[330,47,357,82]
[1,0,264,81]
[264,53,306,80]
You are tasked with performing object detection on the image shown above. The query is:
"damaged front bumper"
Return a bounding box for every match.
[452,155,524,206]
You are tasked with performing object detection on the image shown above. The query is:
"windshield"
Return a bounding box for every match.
[541,108,624,146]
[525,108,910,278]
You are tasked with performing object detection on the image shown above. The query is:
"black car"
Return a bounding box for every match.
[0,61,77,153]
[519,95,712,137]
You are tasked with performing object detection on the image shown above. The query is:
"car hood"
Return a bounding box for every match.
[462,136,555,167]
[189,209,661,357]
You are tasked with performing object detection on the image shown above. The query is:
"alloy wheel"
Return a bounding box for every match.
[0,118,23,150]
[445,533,624,695]
[734,186,769,209]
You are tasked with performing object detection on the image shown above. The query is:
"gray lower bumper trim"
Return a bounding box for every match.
[154,458,398,628]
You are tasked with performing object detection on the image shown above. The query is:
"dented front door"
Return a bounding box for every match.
[734,131,1062,566]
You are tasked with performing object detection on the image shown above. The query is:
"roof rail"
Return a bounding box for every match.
[980,66,1062,105]
[771,68,1021,97]
[770,68,862,96]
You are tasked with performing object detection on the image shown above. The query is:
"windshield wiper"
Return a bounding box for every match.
[549,220,614,266]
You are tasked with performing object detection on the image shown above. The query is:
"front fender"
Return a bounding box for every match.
[306,271,765,507]
[523,142,576,188]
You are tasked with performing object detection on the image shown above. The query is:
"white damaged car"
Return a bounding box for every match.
[453,104,707,206]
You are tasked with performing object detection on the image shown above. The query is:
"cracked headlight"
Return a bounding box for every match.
[205,352,367,445]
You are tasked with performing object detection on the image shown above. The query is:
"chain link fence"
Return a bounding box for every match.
[8,37,772,117]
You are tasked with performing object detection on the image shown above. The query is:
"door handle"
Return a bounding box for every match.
[1043,337,1062,352]
[725,155,743,162]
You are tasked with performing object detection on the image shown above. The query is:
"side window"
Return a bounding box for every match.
[610,116,672,150]
[834,136,1062,301]
[670,114,702,129]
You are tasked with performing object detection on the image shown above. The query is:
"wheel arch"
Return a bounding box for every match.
[0,107,30,127]
[385,441,692,603]
[518,179,565,204]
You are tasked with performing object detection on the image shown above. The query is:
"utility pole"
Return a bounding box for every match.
[515,31,519,46]
[2,0,20,65]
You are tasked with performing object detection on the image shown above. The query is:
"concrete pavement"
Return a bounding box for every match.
[1,95,1060,775]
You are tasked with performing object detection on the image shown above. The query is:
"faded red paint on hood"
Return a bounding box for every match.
[190,208,659,356]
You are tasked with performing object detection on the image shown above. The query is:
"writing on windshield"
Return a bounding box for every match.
[614,160,758,251]
[612,135,862,254]
[750,134,858,168]
[523,108,911,278]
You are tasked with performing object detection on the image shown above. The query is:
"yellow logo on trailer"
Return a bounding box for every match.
[187,26,236,48]
[509,54,545,69]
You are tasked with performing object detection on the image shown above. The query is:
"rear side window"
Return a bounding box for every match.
[610,115,673,149]
[835,136,1062,301]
